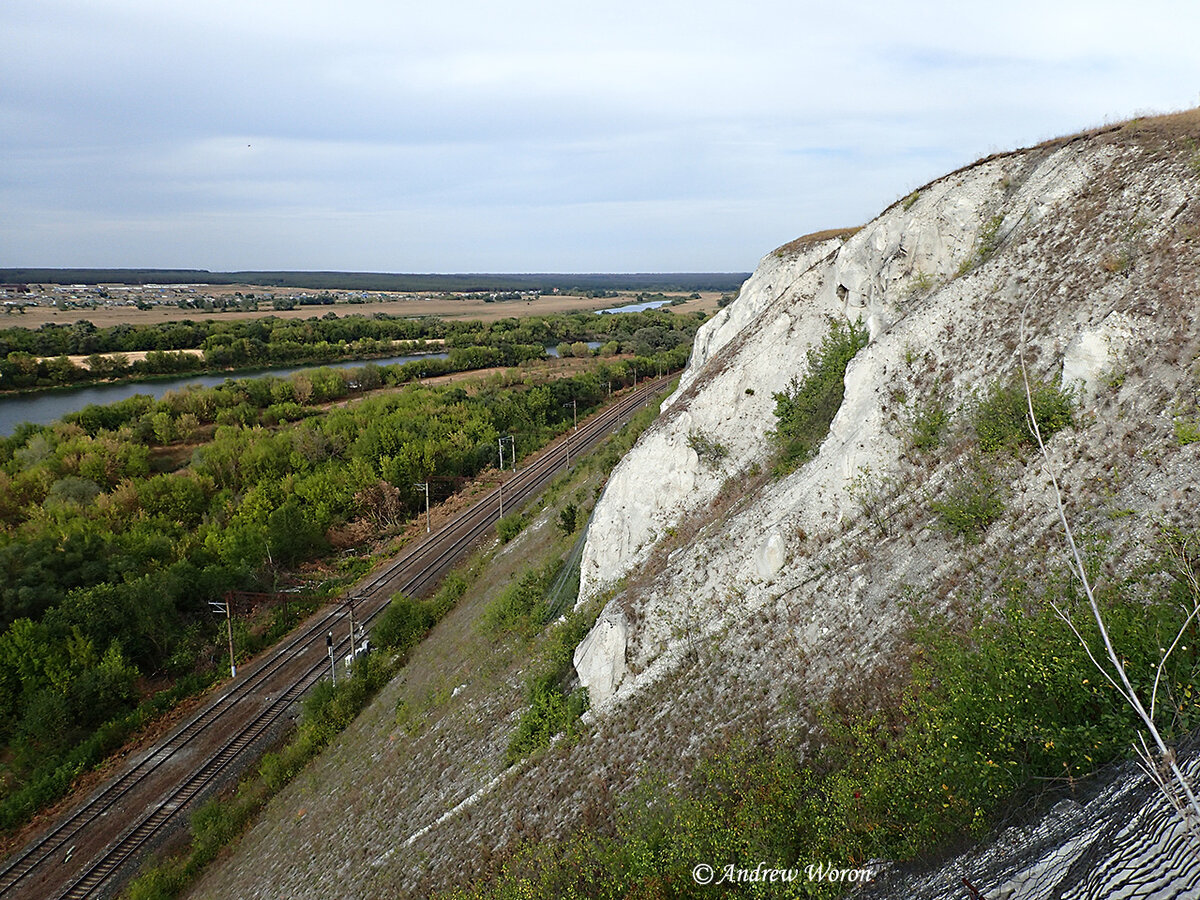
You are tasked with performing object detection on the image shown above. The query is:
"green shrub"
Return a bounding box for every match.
[481,562,560,638]
[974,378,1074,453]
[372,594,437,654]
[505,607,598,764]
[1174,417,1200,446]
[556,503,578,536]
[906,395,950,451]
[496,512,528,543]
[770,318,869,473]
[930,458,1006,543]
[686,429,728,468]
[957,214,1005,276]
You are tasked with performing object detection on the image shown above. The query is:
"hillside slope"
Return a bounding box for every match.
[187,111,1200,899]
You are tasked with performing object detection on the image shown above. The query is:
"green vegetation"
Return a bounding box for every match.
[930,457,1007,543]
[686,429,729,468]
[905,394,950,451]
[557,503,579,536]
[973,377,1074,453]
[906,269,936,297]
[902,189,920,211]
[910,376,1073,543]
[119,382,666,900]
[769,319,869,473]
[496,512,530,544]
[373,576,466,656]
[481,562,562,640]
[123,651,399,900]
[504,606,597,764]
[0,352,684,831]
[0,308,705,391]
[449,539,1200,899]
[956,214,1006,277]
[1175,416,1200,446]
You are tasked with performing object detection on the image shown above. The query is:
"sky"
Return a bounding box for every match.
[3,1,1200,274]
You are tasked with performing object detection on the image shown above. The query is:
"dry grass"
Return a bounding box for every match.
[773,227,863,257]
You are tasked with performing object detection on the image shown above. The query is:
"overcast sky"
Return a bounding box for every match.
[3,1,1199,274]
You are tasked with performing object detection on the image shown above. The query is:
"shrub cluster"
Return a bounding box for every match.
[916,376,1074,543]
[974,378,1074,453]
[449,547,1200,899]
[770,319,869,473]
[480,562,561,639]
[930,458,1007,543]
[504,607,596,765]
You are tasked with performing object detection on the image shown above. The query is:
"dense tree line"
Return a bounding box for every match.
[0,347,686,826]
[0,269,749,293]
[0,309,705,390]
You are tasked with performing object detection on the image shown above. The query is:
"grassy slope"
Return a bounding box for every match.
[177,398,662,900]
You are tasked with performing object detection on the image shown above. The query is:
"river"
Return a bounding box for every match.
[0,352,449,436]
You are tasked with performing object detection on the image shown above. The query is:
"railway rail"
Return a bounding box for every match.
[0,376,672,900]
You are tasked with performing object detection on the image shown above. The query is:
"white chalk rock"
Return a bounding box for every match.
[573,606,629,706]
[754,531,787,580]
[1061,311,1137,401]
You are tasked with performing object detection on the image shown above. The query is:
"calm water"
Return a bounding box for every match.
[0,352,449,436]
[544,340,604,357]
[594,299,675,314]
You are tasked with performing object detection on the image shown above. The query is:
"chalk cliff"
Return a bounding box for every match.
[188,111,1200,900]
[576,115,1197,712]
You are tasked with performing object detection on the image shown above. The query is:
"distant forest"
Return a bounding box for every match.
[0,269,749,293]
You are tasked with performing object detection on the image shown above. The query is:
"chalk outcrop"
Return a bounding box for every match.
[576,117,1200,716]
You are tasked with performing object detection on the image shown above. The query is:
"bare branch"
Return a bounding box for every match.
[1018,301,1200,832]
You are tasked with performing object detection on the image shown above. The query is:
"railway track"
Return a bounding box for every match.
[0,376,672,900]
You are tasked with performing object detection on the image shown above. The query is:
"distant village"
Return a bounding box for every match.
[0,282,551,315]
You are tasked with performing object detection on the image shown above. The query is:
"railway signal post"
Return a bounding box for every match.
[327,631,335,686]
[210,598,236,678]
[413,481,431,533]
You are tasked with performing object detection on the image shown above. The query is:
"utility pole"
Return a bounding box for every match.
[562,401,576,467]
[413,481,430,533]
[211,597,236,678]
[497,435,515,518]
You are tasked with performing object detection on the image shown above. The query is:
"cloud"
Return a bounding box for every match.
[3,0,1200,271]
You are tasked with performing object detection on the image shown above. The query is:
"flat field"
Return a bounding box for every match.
[8,288,722,329]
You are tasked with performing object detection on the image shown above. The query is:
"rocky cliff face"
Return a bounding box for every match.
[575,114,1200,717]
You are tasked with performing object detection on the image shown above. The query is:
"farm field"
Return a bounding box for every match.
[5,289,722,329]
